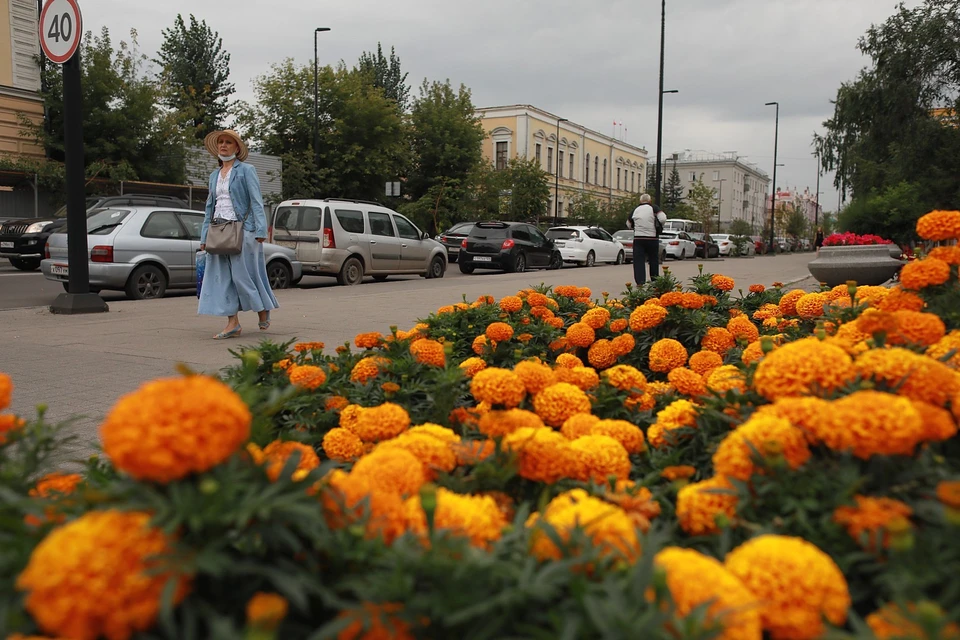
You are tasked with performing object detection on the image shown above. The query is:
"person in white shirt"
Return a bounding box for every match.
[627,194,668,284]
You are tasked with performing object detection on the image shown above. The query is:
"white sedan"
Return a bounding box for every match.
[546,226,625,266]
[659,231,697,260]
[712,234,756,256]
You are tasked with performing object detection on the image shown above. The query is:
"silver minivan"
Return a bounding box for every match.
[268,198,447,285]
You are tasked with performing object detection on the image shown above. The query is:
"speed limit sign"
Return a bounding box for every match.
[39,0,83,64]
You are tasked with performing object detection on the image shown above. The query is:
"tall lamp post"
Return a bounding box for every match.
[555,117,568,222]
[714,178,726,234]
[764,101,779,254]
[814,150,821,227]
[314,27,331,172]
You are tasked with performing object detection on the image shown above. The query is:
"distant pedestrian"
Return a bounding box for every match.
[627,193,667,284]
[198,129,278,339]
[815,226,824,255]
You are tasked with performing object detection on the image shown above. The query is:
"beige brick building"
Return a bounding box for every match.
[0,0,43,159]
[476,104,648,220]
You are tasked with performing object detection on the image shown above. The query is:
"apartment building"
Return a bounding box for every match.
[475,104,648,219]
[765,187,823,227]
[665,150,770,233]
[0,0,43,158]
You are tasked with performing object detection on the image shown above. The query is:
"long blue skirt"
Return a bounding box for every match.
[198,232,279,317]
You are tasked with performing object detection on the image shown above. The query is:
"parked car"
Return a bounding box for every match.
[711,234,756,256]
[459,221,562,274]
[545,226,625,266]
[1,194,191,272]
[268,198,446,285]
[688,232,720,259]
[750,235,767,255]
[613,229,667,264]
[437,222,475,263]
[659,231,697,260]
[41,207,301,300]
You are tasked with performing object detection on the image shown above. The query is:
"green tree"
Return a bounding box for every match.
[499,158,550,222]
[838,181,927,242]
[28,27,185,183]
[566,192,607,226]
[662,161,685,213]
[604,193,646,232]
[686,179,718,233]
[785,206,809,239]
[155,14,234,141]
[357,44,410,112]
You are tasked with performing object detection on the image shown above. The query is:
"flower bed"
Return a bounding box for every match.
[823,231,896,246]
[2,212,960,639]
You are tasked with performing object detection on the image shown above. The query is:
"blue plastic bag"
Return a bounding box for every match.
[196,250,206,298]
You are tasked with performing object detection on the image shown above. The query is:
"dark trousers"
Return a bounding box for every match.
[632,238,661,284]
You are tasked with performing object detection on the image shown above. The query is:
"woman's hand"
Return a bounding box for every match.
[256,238,265,243]
[200,244,205,251]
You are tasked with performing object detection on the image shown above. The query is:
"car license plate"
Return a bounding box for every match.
[474,256,492,262]
[0,242,12,249]
[51,264,69,276]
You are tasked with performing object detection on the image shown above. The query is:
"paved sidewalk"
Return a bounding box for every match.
[1,253,819,464]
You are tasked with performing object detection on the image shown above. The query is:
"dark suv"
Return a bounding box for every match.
[458,221,562,274]
[0,194,189,270]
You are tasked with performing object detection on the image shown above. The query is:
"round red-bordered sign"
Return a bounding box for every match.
[39,0,83,64]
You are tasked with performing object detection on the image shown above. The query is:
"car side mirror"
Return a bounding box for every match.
[422,231,430,241]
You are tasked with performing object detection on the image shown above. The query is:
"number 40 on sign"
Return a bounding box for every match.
[39,0,83,64]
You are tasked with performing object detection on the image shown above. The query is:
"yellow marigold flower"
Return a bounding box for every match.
[349,402,411,443]
[753,303,782,320]
[833,495,913,552]
[916,209,960,241]
[354,331,384,349]
[927,245,960,265]
[350,356,389,384]
[16,510,189,640]
[646,381,673,396]
[654,547,761,640]
[711,274,735,291]
[410,338,446,367]
[534,382,592,427]
[454,438,496,466]
[0,372,10,410]
[407,423,460,444]
[755,396,831,444]
[378,433,457,480]
[294,341,325,352]
[749,284,765,294]
[724,535,850,640]
[726,315,760,343]
[100,376,250,483]
[855,347,960,407]
[676,475,738,536]
[794,292,828,319]
[629,304,668,331]
[560,413,601,440]
[527,489,640,562]
[753,337,855,400]
[478,408,544,437]
[867,601,960,640]
[512,360,558,395]
[458,356,488,378]
[668,367,707,397]
[609,318,629,332]
[554,366,601,391]
[810,390,924,458]
[256,440,320,482]
[322,428,365,462]
[778,289,807,316]
[828,321,871,355]
[587,339,617,369]
[648,399,699,449]
[900,257,951,290]
[611,333,636,356]
[498,295,523,313]
[649,338,688,372]
[582,307,611,330]
[705,364,747,394]
[351,447,426,498]
[741,340,765,365]
[661,465,696,481]
[936,480,960,509]
[926,330,960,368]
[339,404,364,431]
[336,602,415,640]
[888,309,946,347]
[287,364,327,390]
[569,434,631,482]
[472,334,490,355]
[405,488,508,549]
[470,367,527,408]
[247,592,288,629]
[688,350,723,376]
[589,419,646,454]
[701,327,736,355]
[602,364,647,395]
[503,427,578,483]
[485,322,514,343]
[713,415,810,481]
[566,322,596,348]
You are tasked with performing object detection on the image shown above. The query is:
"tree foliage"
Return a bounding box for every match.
[784,206,810,239]
[686,179,718,232]
[356,43,410,113]
[497,158,551,223]
[155,14,235,141]
[662,161,685,213]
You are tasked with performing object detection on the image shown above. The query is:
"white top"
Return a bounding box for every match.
[629,204,667,239]
[213,167,238,221]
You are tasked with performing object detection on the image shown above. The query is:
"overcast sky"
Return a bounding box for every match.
[78,0,919,213]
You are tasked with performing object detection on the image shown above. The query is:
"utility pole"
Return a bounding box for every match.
[765,101,779,254]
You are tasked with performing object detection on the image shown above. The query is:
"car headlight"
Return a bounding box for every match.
[25,221,52,234]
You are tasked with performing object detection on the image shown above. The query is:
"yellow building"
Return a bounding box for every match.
[475,104,648,219]
[0,0,43,158]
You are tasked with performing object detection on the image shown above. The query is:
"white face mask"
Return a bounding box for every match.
[218,153,236,162]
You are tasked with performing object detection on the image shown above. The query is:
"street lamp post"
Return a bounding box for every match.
[764,101,779,254]
[814,151,821,227]
[555,118,568,222]
[314,27,331,173]
[653,0,680,208]
[714,178,726,234]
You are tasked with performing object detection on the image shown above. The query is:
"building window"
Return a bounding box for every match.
[558,150,564,178]
[713,170,720,181]
[594,157,599,184]
[535,143,541,166]
[547,147,554,175]
[585,154,590,183]
[495,142,508,171]
[569,153,575,180]
[690,172,696,182]
[603,159,607,187]
[616,168,621,190]
[631,171,635,192]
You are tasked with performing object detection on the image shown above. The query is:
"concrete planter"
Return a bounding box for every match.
[807,245,903,287]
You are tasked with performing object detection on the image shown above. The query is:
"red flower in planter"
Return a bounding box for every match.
[823,232,895,247]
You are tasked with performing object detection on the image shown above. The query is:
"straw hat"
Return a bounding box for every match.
[204,129,249,161]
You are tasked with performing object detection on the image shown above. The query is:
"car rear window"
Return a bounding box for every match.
[335,209,364,233]
[86,209,131,234]
[471,226,508,240]
[547,228,579,240]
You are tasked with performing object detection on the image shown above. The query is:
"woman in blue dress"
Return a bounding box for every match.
[198,129,278,339]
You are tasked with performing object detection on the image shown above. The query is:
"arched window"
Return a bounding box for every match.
[603,159,608,187]
[594,157,599,184]
[585,154,591,183]
[617,168,621,190]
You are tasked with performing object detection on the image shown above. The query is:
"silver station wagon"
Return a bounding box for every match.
[40,207,302,300]
[268,198,447,285]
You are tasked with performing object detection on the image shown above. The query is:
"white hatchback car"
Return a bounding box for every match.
[659,231,697,260]
[545,226,625,267]
[712,234,756,256]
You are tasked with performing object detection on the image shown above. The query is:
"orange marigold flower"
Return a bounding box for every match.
[727,315,760,343]
[753,337,855,400]
[688,350,724,376]
[287,364,327,390]
[778,289,807,316]
[578,286,592,298]
[293,341,325,353]
[605,480,661,522]
[485,322,515,343]
[566,322,596,347]
[336,602,415,640]
[499,295,524,313]
[795,292,828,319]
[749,284,765,294]
[913,399,957,443]
[454,438,497,466]
[936,480,960,509]
[26,472,82,526]
[855,308,899,338]
[878,288,926,312]
[753,303,782,321]
[649,338,688,372]
[678,292,705,309]
[513,360,558,395]
[676,475,738,536]
[755,396,831,444]
[254,440,320,482]
[322,428,365,462]
[530,305,556,320]
[867,601,960,640]
[351,446,426,498]
[339,404,364,431]
[713,415,810,481]
[602,364,647,395]
[471,367,527,408]
[629,304,668,332]
[646,381,674,396]
[611,333,636,356]
[553,285,578,297]
[589,419,646,454]
[381,381,400,394]
[828,321,871,355]
[553,365,600,391]
[409,338,446,367]
[900,257,951,290]
[927,245,960,265]
[503,427,578,483]
[658,291,683,306]
[16,510,189,640]
[705,364,747,394]
[377,433,457,480]
[527,292,549,307]
[654,547,761,640]
[517,332,533,343]
[855,347,960,407]
[478,408,544,438]
[582,307,611,329]
[556,353,584,368]
[661,465,696,481]
[0,372,11,410]
[273,358,293,371]
[625,392,657,412]
[701,327,736,355]
[741,341,765,365]
[321,471,409,543]
[405,488,508,549]
[647,399,699,449]
[246,592,288,630]
[100,376,250,483]
[916,209,960,241]
[349,402,411,443]
[609,318,629,332]
[458,356,488,378]
[354,332,384,349]
[888,310,946,347]
[926,330,960,368]
[809,390,925,459]
[350,356,389,384]
[533,382,592,427]
[587,339,617,369]
[711,274,735,291]
[472,334,490,355]
[560,413,601,440]
[545,316,565,329]
[833,495,913,552]
[724,535,850,640]
[526,489,640,562]
[569,434,632,482]
[668,367,707,398]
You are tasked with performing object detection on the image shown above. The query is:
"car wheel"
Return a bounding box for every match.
[585,251,595,267]
[679,249,686,260]
[458,262,475,274]
[660,249,667,263]
[373,274,389,282]
[547,251,562,270]
[615,251,625,265]
[125,264,167,300]
[337,256,364,286]
[10,257,41,271]
[426,255,445,279]
[267,260,292,289]
[512,252,527,273]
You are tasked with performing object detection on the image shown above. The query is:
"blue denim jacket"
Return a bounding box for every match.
[200,160,268,244]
